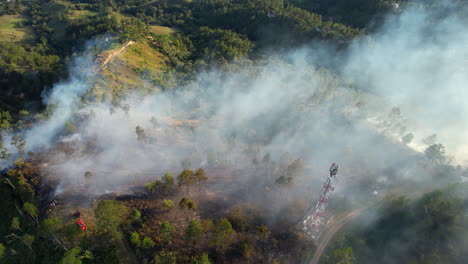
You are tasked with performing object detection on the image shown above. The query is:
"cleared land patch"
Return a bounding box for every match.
[0,14,33,43]
[150,25,177,35]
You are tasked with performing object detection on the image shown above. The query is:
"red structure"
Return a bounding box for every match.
[300,163,339,239]
[76,219,87,230]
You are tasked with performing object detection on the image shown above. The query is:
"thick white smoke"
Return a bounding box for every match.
[2,3,467,197]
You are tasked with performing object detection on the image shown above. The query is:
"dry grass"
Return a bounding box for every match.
[149,25,177,35]
[96,41,168,95]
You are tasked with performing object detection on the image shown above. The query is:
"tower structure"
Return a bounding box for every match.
[300,163,339,239]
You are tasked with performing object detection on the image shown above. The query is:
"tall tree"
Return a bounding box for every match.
[185,220,202,242]
[194,168,208,192]
[212,218,236,253]
[178,169,194,195]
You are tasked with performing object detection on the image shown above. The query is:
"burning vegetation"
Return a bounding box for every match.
[1,1,468,264]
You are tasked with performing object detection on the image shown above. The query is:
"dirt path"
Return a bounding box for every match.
[95,40,136,71]
[309,208,366,264]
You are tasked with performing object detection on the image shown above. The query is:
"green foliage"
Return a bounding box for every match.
[162,199,175,209]
[21,234,35,249]
[141,237,155,249]
[65,121,76,133]
[145,180,161,193]
[194,168,208,191]
[179,197,197,210]
[0,1,21,15]
[327,190,465,264]
[212,218,236,252]
[185,220,202,241]
[132,208,142,222]
[119,17,149,42]
[94,200,128,240]
[10,217,21,231]
[178,169,194,194]
[304,0,391,28]
[0,42,61,73]
[192,27,253,62]
[201,219,214,233]
[151,34,193,68]
[60,247,82,264]
[153,250,177,264]
[325,247,355,264]
[41,217,62,234]
[23,202,38,219]
[0,243,5,260]
[227,205,256,232]
[256,225,270,240]
[162,172,175,195]
[160,222,176,240]
[130,232,141,247]
[191,253,211,264]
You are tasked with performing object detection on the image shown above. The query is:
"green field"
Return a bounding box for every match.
[149,25,177,35]
[0,14,33,43]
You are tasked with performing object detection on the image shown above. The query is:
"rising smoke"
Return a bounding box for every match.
[1,3,467,200]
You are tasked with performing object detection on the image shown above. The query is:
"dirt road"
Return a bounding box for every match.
[309,208,366,264]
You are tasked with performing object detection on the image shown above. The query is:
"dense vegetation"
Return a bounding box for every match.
[323,186,468,264]
[1,0,468,264]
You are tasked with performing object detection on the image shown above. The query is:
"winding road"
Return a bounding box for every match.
[308,208,366,264]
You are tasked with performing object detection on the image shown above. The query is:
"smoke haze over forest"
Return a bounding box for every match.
[0,3,464,193]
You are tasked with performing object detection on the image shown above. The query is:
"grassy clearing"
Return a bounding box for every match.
[149,25,177,35]
[0,14,33,43]
[95,41,167,97]
[67,9,97,20]
[121,41,166,73]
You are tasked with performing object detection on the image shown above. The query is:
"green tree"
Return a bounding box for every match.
[132,209,142,222]
[179,197,197,210]
[178,169,194,195]
[425,144,446,165]
[0,243,5,260]
[160,222,176,241]
[201,219,214,233]
[141,237,155,249]
[327,247,355,264]
[256,225,270,240]
[145,180,162,194]
[154,250,177,264]
[11,134,26,157]
[194,168,208,192]
[185,220,202,241]
[194,27,254,62]
[162,199,175,209]
[94,200,128,240]
[130,232,141,247]
[162,172,175,195]
[23,202,39,226]
[192,253,211,264]
[11,217,21,231]
[60,247,83,264]
[212,218,236,252]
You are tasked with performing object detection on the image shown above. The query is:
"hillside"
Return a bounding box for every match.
[1,1,468,264]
